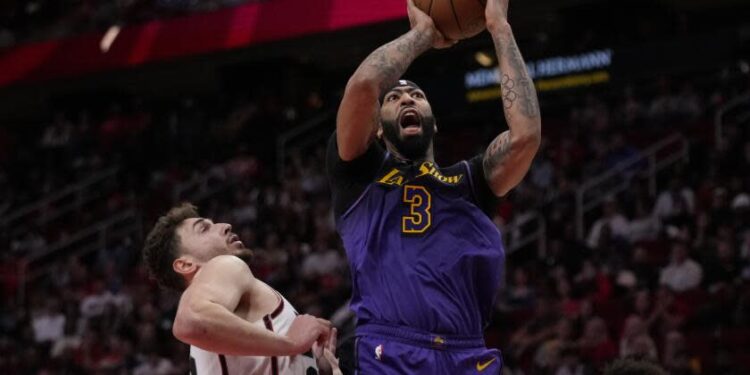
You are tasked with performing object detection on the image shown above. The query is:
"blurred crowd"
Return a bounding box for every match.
[0,66,748,375]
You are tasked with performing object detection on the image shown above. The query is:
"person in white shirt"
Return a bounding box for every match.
[653,178,694,221]
[659,241,702,292]
[142,203,341,375]
[627,200,660,243]
[31,298,66,344]
[587,197,630,248]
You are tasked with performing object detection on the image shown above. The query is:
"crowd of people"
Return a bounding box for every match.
[0,63,748,375]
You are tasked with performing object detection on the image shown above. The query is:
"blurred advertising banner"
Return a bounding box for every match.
[461,31,736,103]
[0,0,407,87]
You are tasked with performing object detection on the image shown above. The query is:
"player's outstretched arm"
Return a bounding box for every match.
[172,255,331,357]
[482,0,542,197]
[336,0,453,161]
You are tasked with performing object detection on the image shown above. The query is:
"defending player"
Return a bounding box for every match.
[142,203,341,375]
[326,0,540,373]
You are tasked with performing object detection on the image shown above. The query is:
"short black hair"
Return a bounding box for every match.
[142,203,199,291]
[604,358,667,375]
[379,79,422,103]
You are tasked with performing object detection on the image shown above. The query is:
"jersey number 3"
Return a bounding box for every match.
[402,185,432,234]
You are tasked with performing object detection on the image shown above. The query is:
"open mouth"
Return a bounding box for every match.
[227,233,241,245]
[399,108,422,130]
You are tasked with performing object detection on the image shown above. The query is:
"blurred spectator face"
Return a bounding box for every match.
[174,218,253,272]
[557,278,572,298]
[717,240,733,260]
[671,242,688,264]
[583,317,607,342]
[579,298,594,319]
[264,232,280,250]
[634,290,651,314]
[604,199,617,217]
[633,246,648,263]
[664,330,685,354]
[630,334,656,359]
[622,316,645,338]
[557,319,573,339]
[513,268,529,286]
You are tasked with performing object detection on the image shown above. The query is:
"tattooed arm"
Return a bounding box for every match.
[482,0,542,196]
[336,0,452,161]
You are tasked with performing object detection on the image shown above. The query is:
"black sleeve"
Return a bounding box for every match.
[467,154,500,216]
[326,132,386,218]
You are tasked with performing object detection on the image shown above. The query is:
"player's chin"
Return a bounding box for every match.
[233,248,255,262]
[400,126,424,138]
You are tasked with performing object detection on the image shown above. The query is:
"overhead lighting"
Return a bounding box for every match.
[474,51,495,67]
[100,25,122,53]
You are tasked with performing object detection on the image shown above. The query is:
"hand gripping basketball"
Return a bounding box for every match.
[407,0,457,49]
[485,0,511,33]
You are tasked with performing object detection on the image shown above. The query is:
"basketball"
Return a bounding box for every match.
[413,0,487,41]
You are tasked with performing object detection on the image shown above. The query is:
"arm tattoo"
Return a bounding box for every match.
[481,27,541,194]
[483,131,512,174]
[494,35,540,119]
[358,29,432,95]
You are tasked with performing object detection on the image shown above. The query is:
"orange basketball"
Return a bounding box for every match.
[413,0,487,41]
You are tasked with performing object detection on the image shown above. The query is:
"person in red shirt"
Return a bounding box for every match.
[577,316,617,370]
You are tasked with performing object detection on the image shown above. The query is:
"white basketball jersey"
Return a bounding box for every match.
[189,296,319,375]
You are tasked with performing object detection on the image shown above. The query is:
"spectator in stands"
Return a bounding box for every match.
[628,246,659,289]
[557,277,582,319]
[577,316,617,369]
[653,177,695,226]
[553,345,592,375]
[31,296,66,344]
[508,297,560,362]
[674,83,703,120]
[661,330,697,375]
[703,239,740,292]
[530,143,555,191]
[619,315,658,360]
[534,318,576,372]
[604,358,666,375]
[659,241,702,292]
[497,266,537,312]
[587,197,630,249]
[627,199,660,243]
[132,347,177,375]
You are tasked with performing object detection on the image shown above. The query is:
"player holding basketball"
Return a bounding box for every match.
[142,203,342,375]
[327,0,540,373]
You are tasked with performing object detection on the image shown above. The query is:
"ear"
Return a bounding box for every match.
[173,256,198,277]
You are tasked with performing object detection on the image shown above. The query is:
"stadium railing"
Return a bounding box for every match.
[574,133,690,239]
[15,209,142,305]
[0,167,120,231]
[714,92,750,147]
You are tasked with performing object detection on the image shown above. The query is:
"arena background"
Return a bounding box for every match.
[0,0,749,373]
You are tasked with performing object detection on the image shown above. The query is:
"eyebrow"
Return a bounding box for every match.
[386,87,423,96]
[192,218,207,232]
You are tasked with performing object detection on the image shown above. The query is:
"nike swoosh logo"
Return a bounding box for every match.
[476,357,497,372]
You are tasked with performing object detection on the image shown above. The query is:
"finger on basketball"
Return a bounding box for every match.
[328,327,338,352]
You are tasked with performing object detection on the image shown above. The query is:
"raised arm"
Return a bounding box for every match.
[172,255,330,357]
[482,0,542,197]
[336,0,453,161]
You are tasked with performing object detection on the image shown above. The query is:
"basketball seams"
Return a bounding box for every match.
[448,0,464,36]
[416,0,485,40]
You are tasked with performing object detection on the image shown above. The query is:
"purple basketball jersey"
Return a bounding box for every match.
[328,136,505,336]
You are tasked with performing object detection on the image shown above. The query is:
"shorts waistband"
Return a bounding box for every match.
[356,322,485,350]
